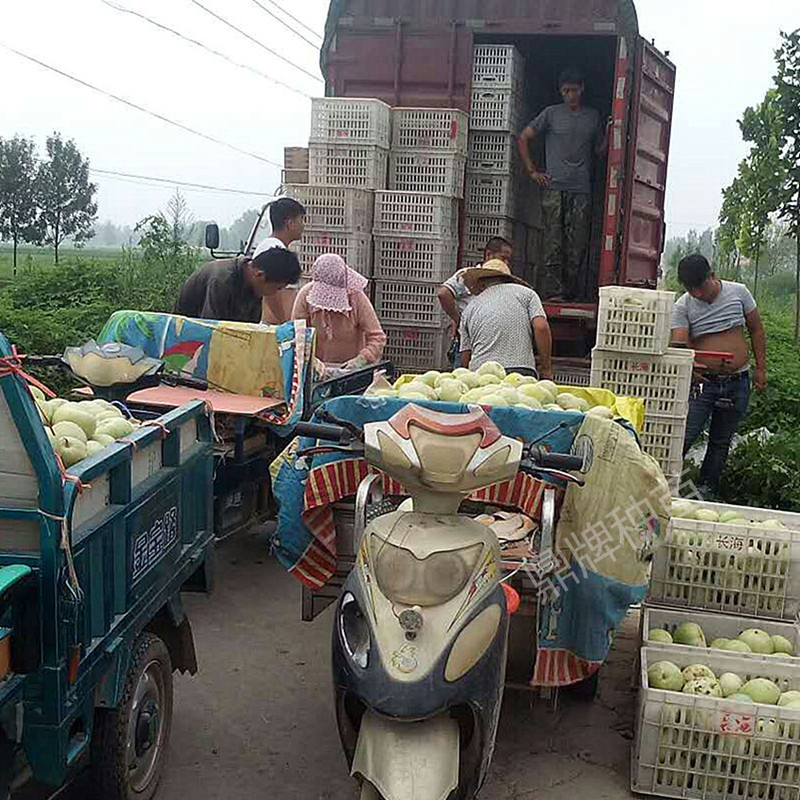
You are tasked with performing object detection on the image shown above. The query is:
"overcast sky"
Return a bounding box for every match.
[2,0,797,238]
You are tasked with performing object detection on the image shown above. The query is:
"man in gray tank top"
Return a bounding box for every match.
[671,254,768,496]
[518,67,609,301]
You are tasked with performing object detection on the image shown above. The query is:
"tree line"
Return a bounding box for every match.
[715,29,800,340]
[0,133,98,271]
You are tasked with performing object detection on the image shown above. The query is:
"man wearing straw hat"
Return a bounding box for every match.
[459,259,553,379]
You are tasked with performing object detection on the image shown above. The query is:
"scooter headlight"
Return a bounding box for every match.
[339,593,370,668]
[371,536,483,607]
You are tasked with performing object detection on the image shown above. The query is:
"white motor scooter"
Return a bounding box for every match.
[296,404,584,800]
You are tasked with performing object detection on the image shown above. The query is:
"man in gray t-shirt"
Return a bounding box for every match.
[671,253,767,496]
[518,67,608,301]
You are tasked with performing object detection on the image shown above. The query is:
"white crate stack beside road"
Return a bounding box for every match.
[464,46,528,272]
[290,98,391,278]
[590,286,687,486]
[373,108,466,372]
[634,500,800,799]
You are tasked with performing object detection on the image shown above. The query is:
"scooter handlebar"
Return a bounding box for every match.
[295,421,352,444]
[526,447,584,472]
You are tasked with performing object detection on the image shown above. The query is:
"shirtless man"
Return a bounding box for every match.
[671,254,767,496]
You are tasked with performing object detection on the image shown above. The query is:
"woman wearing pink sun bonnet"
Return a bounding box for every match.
[292,254,386,372]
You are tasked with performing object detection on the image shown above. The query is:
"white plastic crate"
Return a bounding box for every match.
[384,324,450,373]
[648,500,800,620]
[553,358,591,388]
[373,192,459,238]
[282,185,374,233]
[291,230,372,277]
[472,45,524,91]
[373,236,458,284]
[640,413,686,478]
[466,173,516,217]
[459,251,484,270]
[597,286,675,355]
[309,97,391,148]
[309,143,388,190]
[590,347,693,417]
[464,214,515,255]
[471,88,522,131]
[641,606,800,662]
[467,132,517,174]
[633,645,800,800]
[391,108,468,154]
[388,151,466,198]
[374,281,448,329]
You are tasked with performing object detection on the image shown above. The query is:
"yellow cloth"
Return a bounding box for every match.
[556,414,669,586]
[177,319,285,398]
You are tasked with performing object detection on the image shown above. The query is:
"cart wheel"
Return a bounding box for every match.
[91,633,173,800]
[506,607,537,685]
[566,670,600,701]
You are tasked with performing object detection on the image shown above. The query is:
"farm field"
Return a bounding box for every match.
[0,245,123,279]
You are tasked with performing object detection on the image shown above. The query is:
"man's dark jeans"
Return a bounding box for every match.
[683,372,750,495]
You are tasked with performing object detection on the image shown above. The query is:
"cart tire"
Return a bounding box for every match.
[506,609,537,685]
[91,633,174,800]
[566,670,600,701]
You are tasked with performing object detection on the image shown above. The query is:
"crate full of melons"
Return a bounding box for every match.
[633,645,800,799]
[648,499,800,621]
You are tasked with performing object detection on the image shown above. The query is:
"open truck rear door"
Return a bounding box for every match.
[599,36,675,289]
[619,39,676,287]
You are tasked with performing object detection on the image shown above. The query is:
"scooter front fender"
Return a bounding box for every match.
[352,710,459,800]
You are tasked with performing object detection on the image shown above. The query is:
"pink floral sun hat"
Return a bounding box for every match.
[307,253,368,313]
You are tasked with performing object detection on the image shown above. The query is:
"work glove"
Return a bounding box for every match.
[312,357,328,381]
[342,354,369,372]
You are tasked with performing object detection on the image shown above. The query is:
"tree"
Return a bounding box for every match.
[34,133,98,264]
[0,135,39,275]
[718,174,747,279]
[164,189,194,244]
[736,90,786,299]
[774,29,800,342]
[224,208,260,250]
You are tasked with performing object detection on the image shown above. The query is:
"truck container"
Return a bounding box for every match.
[319,0,675,357]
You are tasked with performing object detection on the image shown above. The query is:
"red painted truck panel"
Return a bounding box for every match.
[321,1,674,338]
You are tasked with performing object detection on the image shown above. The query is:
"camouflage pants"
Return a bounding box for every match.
[540,190,592,300]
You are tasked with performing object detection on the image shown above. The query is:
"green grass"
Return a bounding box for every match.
[0,245,123,279]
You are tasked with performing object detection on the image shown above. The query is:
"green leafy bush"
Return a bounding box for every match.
[743,306,800,435]
[0,216,202,393]
[720,433,800,512]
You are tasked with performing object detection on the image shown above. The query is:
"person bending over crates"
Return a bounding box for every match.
[175,247,302,323]
[458,259,553,379]
[671,254,768,497]
[437,236,515,369]
[517,67,610,301]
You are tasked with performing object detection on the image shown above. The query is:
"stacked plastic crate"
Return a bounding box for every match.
[464,45,527,271]
[633,499,800,800]
[286,98,390,278]
[590,287,691,488]
[373,108,467,372]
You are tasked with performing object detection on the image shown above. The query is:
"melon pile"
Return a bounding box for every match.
[31,387,136,467]
[371,362,614,419]
[648,621,795,657]
[671,500,789,529]
[647,658,800,708]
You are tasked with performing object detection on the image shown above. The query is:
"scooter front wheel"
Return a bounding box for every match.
[360,779,383,800]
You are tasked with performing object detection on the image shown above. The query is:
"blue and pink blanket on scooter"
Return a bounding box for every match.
[271,396,670,687]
